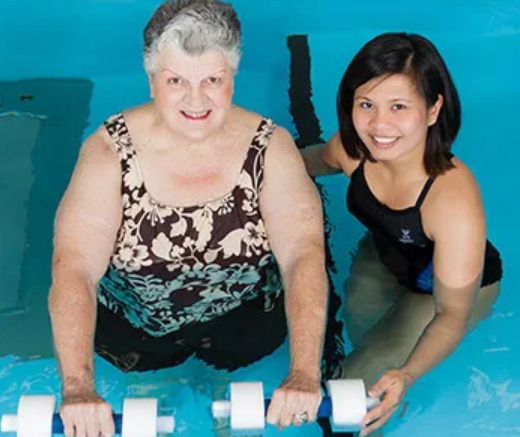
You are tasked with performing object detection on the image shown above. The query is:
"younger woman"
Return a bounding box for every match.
[303,33,502,436]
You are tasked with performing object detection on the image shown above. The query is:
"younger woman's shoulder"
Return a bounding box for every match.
[435,157,478,189]
[427,157,483,212]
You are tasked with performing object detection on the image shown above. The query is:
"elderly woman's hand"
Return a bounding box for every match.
[360,368,413,436]
[59,388,115,437]
[265,369,322,429]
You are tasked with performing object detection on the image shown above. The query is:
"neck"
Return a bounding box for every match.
[377,144,427,182]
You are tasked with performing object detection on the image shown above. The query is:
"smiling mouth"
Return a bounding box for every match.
[372,135,399,148]
[181,110,211,121]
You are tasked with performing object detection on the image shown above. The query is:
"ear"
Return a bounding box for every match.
[428,94,444,126]
[148,74,155,99]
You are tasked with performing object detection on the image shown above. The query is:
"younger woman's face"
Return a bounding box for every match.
[352,73,442,164]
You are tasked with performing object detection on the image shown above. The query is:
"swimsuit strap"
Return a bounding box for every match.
[415,177,435,207]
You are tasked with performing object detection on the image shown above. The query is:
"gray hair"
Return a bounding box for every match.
[143,0,242,73]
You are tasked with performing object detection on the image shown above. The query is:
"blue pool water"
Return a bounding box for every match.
[1,0,519,435]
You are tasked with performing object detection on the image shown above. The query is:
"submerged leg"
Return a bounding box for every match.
[342,282,499,437]
[343,234,406,350]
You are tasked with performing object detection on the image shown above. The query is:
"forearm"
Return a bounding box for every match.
[401,271,480,384]
[283,247,328,378]
[400,311,467,383]
[49,264,98,393]
[301,144,341,177]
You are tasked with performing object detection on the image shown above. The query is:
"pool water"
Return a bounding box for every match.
[0,0,519,435]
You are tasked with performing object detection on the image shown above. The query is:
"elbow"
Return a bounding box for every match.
[286,240,326,276]
[434,308,471,338]
[48,253,97,314]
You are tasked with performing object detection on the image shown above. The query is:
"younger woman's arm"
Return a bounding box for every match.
[361,161,488,436]
[301,132,359,177]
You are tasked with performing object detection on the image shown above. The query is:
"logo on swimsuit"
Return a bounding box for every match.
[399,228,414,244]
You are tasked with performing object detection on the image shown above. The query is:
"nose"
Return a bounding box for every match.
[368,107,392,130]
[183,84,207,107]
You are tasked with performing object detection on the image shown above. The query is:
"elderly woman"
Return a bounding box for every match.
[48,0,326,435]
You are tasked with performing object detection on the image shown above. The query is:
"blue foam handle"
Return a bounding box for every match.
[51,414,123,433]
[263,397,333,417]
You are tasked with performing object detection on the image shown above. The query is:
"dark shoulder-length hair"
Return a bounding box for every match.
[337,32,461,176]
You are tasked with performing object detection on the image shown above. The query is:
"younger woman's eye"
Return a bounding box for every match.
[392,103,407,110]
[359,101,373,109]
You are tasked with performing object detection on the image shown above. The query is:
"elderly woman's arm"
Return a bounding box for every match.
[259,127,328,429]
[48,130,121,436]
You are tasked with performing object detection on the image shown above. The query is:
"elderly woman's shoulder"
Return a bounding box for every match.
[80,105,149,158]
[232,106,263,128]
[79,124,119,162]
[233,107,294,145]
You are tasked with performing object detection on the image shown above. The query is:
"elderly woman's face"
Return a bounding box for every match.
[149,49,235,142]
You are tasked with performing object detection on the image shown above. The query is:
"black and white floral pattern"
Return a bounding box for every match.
[98,114,283,337]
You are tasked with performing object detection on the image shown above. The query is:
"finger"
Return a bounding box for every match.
[278,391,294,429]
[362,394,395,428]
[294,394,317,424]
[62,419,75,437]
[286,391,314,428]
[360,410,393,437]
[98,404,115,437]
[362,400,400,437]
[368,375,391,399]
[362,400,385,426]
[74,420,87,437]
[291,413,304,427]
[305,393,322,422]
[59,407,72,436]
[266,389,284,426]
[84,414,100,437]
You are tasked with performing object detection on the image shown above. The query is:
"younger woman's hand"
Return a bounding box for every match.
[360,368,412,436]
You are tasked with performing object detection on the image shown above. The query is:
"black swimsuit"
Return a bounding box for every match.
[347,161,502,293]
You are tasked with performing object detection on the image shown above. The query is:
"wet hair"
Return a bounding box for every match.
[143,0,241,73]
[337,32,461,176]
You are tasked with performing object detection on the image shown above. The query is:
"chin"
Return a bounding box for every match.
[370,148,403,162]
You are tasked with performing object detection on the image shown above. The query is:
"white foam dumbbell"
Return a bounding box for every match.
[327,379,379,432]
[212,382,266,434]
[212,379,379,435]
[1,395,175,437]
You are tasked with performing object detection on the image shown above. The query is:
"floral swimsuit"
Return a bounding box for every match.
[94,113,286,372]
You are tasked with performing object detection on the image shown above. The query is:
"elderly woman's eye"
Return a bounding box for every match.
[206,77,222,85]
[167,77,182,85]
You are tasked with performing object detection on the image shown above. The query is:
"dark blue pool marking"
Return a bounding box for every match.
[287,35,325,148]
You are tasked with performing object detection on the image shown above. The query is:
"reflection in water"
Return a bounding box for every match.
[468,367,520,412]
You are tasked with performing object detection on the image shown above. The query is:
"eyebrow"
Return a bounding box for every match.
[160,68,228,78]
[354,96,413,103]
